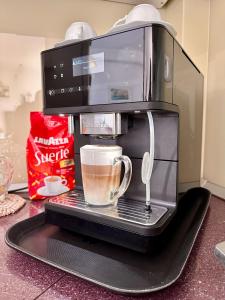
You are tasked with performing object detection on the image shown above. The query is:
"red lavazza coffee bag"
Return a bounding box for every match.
[26,112,75,200]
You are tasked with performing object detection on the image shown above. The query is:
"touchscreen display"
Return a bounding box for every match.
[72,52,104,77]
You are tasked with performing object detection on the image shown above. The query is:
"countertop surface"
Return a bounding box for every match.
[1,193,225,300]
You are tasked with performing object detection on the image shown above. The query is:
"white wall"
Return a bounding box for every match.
[0,0,132,37]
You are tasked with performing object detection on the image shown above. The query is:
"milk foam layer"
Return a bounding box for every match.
[80,145,122,166]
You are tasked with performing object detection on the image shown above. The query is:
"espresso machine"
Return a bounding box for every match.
[5,23,211,294]
[41,24,205,253]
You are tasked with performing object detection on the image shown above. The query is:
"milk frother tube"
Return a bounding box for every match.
[141,111,155,212]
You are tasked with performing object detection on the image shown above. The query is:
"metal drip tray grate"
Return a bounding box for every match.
[48,190,168,226]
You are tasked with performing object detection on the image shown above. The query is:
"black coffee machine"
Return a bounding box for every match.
[41,24,204,253]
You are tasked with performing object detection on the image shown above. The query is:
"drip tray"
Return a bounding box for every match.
[6,188,210,295]
[48,191,168,226]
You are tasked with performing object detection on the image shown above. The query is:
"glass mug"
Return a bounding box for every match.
[80,145,132,207]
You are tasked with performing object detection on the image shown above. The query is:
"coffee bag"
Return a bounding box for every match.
[26,112,75,200]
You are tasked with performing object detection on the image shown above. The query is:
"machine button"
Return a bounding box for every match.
[48,89,55,96]
[53,74,57,79]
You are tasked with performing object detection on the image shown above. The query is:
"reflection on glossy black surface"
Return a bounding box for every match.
[42,28,144,108]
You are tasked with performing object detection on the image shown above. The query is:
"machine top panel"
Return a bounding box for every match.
[42,28,145,112]
[41,24,201,115]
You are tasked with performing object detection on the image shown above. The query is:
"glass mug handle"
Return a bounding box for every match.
[110,155,132,204]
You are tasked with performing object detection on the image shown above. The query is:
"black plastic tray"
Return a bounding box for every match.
[5,188,210,295]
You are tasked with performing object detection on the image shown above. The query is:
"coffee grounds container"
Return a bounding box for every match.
[42,24,203,252]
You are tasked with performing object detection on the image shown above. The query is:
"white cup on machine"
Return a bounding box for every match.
[65,22,97,41]
[111,4,176,36]
[55,22,97,47]
[114,4,161,26]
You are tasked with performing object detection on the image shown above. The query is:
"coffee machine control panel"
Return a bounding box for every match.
[42,28,145,110]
